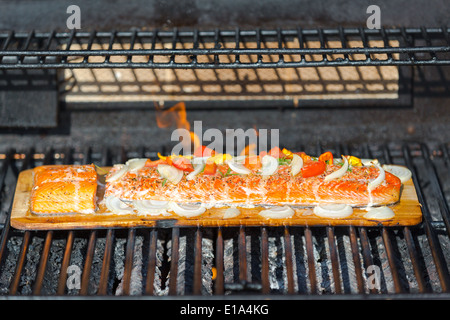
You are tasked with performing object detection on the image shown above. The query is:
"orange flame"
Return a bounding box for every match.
[155,102,200,152]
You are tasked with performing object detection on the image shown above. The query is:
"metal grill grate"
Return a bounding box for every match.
[0,27,450,69]
[0,142,449,298]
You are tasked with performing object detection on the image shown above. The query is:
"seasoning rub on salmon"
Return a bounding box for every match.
[104,150,402,208]
[31,165,98,214]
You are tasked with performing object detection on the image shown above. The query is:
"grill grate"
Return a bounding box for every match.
[0,142,449,298]
[0,27,450,69]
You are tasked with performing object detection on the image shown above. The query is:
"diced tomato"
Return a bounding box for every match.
[244,155,262,171]
[301,160,326,178]
[203,161,217,175]
[268,146,283,158]
[259,150,267,158]
[194,145,215,157]
[171,157,194,172]
[319,151,334,165]
[145,159,168,167]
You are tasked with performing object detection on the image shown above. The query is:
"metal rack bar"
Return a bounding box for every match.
[0,27,449,69]
[168,227,180,295]
[144,229,158,295]
[79,230,97,295]
[260,227,270,294]
[214,227,224,295]
[32,230,53,295]
[192,227,203,295]
[122,228,136,295]
[403,144,450,292]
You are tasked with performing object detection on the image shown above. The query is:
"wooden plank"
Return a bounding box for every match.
[10,167,422,230]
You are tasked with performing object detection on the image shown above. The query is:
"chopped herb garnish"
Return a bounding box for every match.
[161,178,167,187]
[278,158,291,165]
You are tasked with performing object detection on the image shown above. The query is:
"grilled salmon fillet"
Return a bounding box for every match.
[104,159,401,207]
[31,165,98,214]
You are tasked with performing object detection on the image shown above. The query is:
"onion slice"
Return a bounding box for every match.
[361,158,379,166]
[227,161,252,175]
[313,203,353,218]
[259,206,294,219]
[168,202,206,217]
[186,162,206,180]
[157,164,184,184]
[364,206,395,220]
[106,164,128,182]
[324,156,348,182]
[223,207,241,219]
[105,196,134,214]
[382,165,412,183]
[368,163,385,191]
[290,154,303,176]
[261,155,278,177]
[133,200,169,215]
[126,158,148,172]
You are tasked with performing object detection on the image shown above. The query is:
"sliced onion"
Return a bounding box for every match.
[232,155,247,163]
[105,196,134,214]
[364,206,395,220]
[106,164,128,182]
[192,156,209,164]
[313,203,353,218]
[227,161,251,175]
[324,156,348,182]
[157,164,184,184]
[125,158,148,172]
[223,207,241,219]
[261,155,278,177]
[368,163,385,191]
[186,162,206,180]
[290,154,303,176]
[382,165,412,183]
[259,206,294,219]
[361,158,379,166]
[133,200,169,215]
[168,202,206,217]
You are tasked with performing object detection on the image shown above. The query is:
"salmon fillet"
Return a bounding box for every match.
[31,165,98,214]
[104,161,401,207]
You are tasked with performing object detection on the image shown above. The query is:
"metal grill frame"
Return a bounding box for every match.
[0,27,449,69]
[0,143,449,299]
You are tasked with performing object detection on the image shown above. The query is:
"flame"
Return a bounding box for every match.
[155,102,200,152]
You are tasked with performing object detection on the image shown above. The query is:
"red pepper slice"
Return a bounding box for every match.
[145,159,168,167]
[244,155,262,171]
[319,151,334,165]
[301,160,326,178]
[171,157,194,172]
[268,146,283,158]
[293,152,311,162]
[194,145,215,157]
[203,161,217,175]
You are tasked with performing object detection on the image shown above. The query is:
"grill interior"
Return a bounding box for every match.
[0,24,449,299]
[0,142,449,297]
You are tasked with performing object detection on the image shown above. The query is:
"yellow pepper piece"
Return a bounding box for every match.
[158,153,193,161]
[157,152,167,160]
[281,148,293,158]
[346,155,362,166]
[208,153,232,165]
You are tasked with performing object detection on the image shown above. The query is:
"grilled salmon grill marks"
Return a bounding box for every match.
[31,165,98,214]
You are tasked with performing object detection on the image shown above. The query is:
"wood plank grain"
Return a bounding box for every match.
[10,167,422,230]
